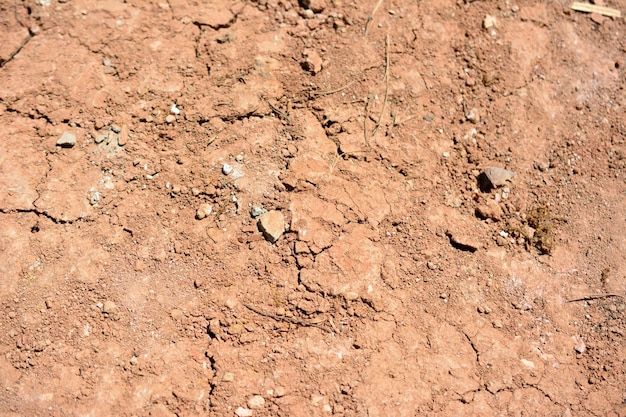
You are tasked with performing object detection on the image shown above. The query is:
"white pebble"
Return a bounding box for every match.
[235,407,253,417]
[222,164,233,175]
[170,104,180,115]
[196,204,213,220]
[247,395,265,409]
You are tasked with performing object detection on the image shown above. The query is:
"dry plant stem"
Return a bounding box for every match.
[570,2,621,17]
[363,94,373,147]
[364,0,384,37]
[372,34,390,136]
[567,293,624,303]
[243,303,333,333]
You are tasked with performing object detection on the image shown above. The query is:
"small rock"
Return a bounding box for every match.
[94,133,108,144]
[483,15,497,29]
[56,132,76,148]
[102,300,117,314]
[492,320,503,328]
[249,206,267,218]
[247,395,265,410]
[170,104,180,115]
[274,386,286,397]
[480,167,515,188]
[300,8,315,19]
[165,114,176,124]
[446,230,480,252]
[466,108,480,123]
[235,407,253,417]
[110,125,122,133]
[194,277,207,289]
[258,210,285,243]
[195,204,213,220]
[521,224,535,239]
[222,372,235,382]
[573,336,586,354]
[118,125,129,146]
[302,48,323,74]
[222,164,233,175]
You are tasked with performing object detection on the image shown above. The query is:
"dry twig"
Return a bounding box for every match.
[570,2,621,17]
[312,81,356,97]
[567,293,624,303]
[364,0,384,37]
[372,34,390,136]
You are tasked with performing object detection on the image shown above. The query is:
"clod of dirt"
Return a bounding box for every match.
[299,0,327,13]
[258,210,285,243]
[302,48,323,74]
[56,132,76,148]
[102,300,117,314]
[475,200,503,221]
[479,167,516,190]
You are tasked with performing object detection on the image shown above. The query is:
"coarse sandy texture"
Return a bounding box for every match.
[1,0,625,416]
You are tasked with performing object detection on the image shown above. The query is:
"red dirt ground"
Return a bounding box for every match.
[1,0,625,416]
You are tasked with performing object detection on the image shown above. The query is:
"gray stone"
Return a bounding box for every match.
[222,163,233,175]
[56,132,76,147]
[482,167,515,188]
[250,206,267,218]
[258,210,285,243]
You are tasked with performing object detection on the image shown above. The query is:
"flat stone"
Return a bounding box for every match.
[258,210,285,243]
[446,230,480,252]
[247,395,265,410]
[235,407,253,417]
[56,132,76,147]
[480,167,515,189]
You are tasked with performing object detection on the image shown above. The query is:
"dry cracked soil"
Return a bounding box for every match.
[1,0,626,416]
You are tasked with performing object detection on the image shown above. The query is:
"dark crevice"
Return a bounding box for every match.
[6,208,86,225]
[463,332,480,363]
[5,106,54,124]
[0,34,33,69]
[0,1,36,69]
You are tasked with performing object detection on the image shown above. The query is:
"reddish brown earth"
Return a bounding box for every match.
[1,0,625,416]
